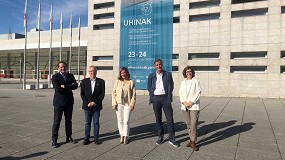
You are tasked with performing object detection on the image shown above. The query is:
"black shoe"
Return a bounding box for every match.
[83,139,90,145]
[156,136,164,145]
[169,140,180,147]
[66,137,77,144]
[52,141,58,148]
[94,139,100,145]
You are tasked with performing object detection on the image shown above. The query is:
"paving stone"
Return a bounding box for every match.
[189,152,234,160]
[0,85,284,160]
[236,147,282,160]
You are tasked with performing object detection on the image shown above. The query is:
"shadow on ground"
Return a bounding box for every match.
[197,122,256,147]
[76,121,188,144]
[0,151,48,160]
[175,120,255,148]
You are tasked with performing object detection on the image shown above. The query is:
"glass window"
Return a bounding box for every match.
[97,66,113,70]
[230,66,267,73]
[93,24,114,30]
[92,56,113,61]
[94,13,114,20]
[231,51,267,59]
[188,53,220,59]
[94,2,115,9]
[282,6,285,14]
[189,0,220,9]
[189,13,220,22]
[174,4,180,11]
[280,66,285,73]
[231,8,268,18]
[281,51,285,58]
[192,66,219,72]
[173,17,180,23]
[172,54,179,60]
[232,0,265,4]
[172,66,179,71]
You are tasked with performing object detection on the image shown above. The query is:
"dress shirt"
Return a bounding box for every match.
[90,78,96,94]
[154,72,165,95]
[60,72,67,81]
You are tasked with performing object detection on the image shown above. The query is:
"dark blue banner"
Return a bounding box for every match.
[120,0,173,89]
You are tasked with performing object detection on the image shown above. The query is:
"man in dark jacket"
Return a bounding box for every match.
[148,59,179,147]
[51,61,78,148]
[81,65,105,145]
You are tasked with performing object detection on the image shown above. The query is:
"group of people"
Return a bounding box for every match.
[51,59,201,152]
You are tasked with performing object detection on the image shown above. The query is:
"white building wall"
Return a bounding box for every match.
[87,0,285,98]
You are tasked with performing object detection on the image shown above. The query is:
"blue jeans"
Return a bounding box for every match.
[152,95,175,141]
[84,110,100,141]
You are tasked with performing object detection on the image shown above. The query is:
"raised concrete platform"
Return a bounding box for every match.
[26,84,35,90]
[39,83,48,89]
[0,85,284,160]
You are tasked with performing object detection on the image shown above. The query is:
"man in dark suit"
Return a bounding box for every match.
[147,59,179,147]
[81,65,105,145]
[51,61,78,148]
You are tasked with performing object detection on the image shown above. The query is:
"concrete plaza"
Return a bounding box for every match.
[0,82,284,160]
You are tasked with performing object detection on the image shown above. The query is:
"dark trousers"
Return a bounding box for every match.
[152,95,175,141]
[52,104,73,142]
[84,110,100,141]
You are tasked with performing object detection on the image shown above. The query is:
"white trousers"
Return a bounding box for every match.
[116,103,131,136]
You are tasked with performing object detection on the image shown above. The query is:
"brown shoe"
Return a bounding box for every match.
[120,136,124,144]
[186,141,192,147]
[124,136,128,145]
[190,141,199,151]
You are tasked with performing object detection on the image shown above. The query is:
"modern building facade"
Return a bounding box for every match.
[0,28,88,79]
[88,0,285,98]
[1,0,285,98]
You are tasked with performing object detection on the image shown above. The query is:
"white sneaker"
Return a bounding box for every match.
[169,140,179,147]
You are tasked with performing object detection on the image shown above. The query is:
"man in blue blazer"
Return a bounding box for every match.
[81,65,105,145]
[148,59,179,147]
[51,61,78,148]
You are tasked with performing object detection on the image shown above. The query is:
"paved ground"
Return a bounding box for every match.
[0,82,285,160]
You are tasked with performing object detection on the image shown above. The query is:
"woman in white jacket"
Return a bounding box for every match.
[112,67,136,145]
[179,66,201,151]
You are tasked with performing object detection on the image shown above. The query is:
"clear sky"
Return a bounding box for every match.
[0,0,88,35]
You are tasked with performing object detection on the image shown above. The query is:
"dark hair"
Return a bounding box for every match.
[182,66,195,78]
[57,61,67,68]
[117,67,131,80]
[154,59,163,66]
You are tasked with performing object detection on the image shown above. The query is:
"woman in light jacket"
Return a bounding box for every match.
[179,66,201,151]
[112,67,136,144]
